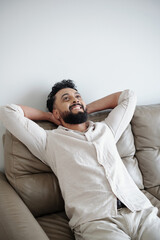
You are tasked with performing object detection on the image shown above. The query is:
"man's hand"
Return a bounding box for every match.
[47,112,61,125]
[19,105,61,126]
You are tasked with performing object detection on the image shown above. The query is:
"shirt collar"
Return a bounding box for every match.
[58,121,95,133]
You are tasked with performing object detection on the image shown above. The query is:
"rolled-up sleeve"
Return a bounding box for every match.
[0,104,47,163]
[104,90,137,143]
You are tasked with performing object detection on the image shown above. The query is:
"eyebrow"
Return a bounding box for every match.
[61,91,81,99]
[61,93,69,99]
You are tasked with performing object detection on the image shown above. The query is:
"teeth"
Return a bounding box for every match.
[71,105,82,110]
[73,106,81,109]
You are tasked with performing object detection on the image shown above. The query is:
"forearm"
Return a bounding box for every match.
[87,91,122,114]
[19,105,52,121]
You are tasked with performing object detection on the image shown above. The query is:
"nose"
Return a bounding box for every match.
[72,97,79,104]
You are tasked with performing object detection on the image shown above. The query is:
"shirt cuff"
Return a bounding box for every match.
[118,89,136,105]
[6,104,24,116]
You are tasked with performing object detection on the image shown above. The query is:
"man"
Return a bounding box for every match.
[0,79,160,240]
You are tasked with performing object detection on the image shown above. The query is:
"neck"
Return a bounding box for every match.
[61,121,88,132]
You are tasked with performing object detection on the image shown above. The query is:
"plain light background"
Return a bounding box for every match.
[0,0,160,171]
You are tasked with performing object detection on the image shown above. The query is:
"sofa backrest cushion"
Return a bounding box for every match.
[4,122,64,218]
[4,110,144,217]
[131,104,160,189]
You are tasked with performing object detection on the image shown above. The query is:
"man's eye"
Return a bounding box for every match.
[63,97,69,101]
[76,95,81,99]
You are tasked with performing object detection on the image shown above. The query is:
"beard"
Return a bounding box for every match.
[60,109,88,124]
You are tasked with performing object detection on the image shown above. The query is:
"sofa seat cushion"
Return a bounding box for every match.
[37,211,75,240]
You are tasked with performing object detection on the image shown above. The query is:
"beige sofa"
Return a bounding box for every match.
[0,104,160,240]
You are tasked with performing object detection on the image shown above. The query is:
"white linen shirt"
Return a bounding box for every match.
[0,90,152,229]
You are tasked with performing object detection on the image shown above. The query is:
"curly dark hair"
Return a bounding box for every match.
[46,79,77,112]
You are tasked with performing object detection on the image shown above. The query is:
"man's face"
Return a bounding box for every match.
[53,88,88,124]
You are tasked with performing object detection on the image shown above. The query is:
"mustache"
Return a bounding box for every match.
[69,103,84,111]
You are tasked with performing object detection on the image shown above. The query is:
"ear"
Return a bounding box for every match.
[52,109,60,120]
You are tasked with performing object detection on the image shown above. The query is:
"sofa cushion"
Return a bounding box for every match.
[0,172,49,240]
[37,212,74,240]
[131,104,160,190]
[4,123,64,217]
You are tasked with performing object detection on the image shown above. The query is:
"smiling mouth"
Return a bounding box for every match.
[69,104,83,111]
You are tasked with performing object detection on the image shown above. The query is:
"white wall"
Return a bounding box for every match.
[0,0,160,171]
